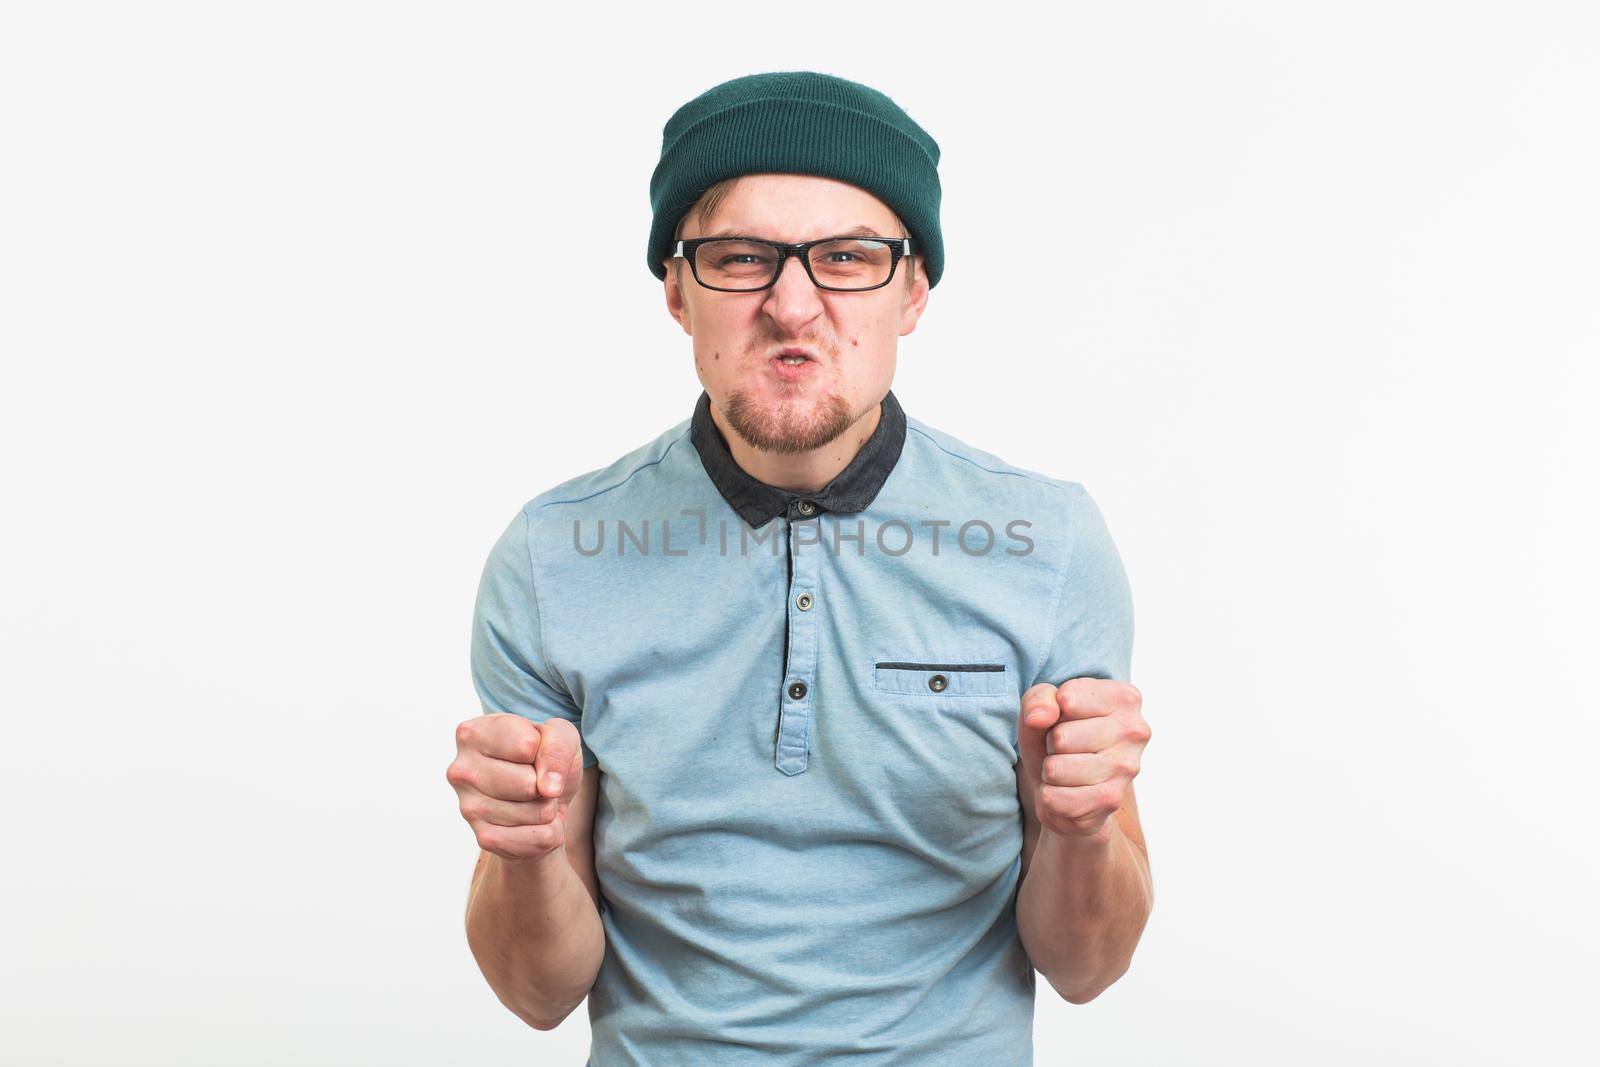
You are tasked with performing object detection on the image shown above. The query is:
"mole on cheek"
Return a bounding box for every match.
[851,337,859,347]
[714,350,720,361]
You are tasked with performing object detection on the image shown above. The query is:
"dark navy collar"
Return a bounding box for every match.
[689,389,907,529]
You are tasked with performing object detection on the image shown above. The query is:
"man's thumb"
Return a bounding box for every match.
[534,717,583,799]
[1016,684,1059,779]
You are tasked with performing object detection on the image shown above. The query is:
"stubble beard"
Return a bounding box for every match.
[722,385,857,456]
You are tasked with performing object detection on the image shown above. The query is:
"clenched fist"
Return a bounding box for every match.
[446,713,584,862]
[1017,678,1149,840]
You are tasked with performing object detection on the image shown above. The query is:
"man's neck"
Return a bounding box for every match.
[710,400,882,496]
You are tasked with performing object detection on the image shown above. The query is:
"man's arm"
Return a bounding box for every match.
[1017,775,1152,1003]
[463,756,605,1030]
[1015,679,1153,1004]
[1013,484,1148,1001]
[461,507,605,1029]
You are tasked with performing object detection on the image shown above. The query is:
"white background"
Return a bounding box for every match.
[2,3,1596,1064]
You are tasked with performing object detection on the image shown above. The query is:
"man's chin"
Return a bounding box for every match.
[724,389,855,455]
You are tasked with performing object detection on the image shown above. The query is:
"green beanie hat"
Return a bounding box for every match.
[647,71,945,288]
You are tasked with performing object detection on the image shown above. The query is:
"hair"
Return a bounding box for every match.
[673,176,742,245]
[670,176,917,288]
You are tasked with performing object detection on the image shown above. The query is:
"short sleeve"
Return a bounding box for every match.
[470,507,598,768]
[1029,485,1135,688]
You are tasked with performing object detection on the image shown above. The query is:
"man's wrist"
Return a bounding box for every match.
[1039,815,1119,858]
[491,844,572,894]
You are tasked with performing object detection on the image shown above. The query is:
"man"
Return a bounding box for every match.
[446,71,1153,1066]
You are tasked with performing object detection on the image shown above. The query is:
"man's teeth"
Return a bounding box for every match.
[779,356,806,364]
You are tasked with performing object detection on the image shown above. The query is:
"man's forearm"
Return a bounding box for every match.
[1016,818,1153,1003]
[465,847,605,1029]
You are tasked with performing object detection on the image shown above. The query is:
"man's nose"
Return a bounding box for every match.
[762,253,825,329]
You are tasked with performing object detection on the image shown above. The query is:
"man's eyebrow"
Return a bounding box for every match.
[700,225,890,240]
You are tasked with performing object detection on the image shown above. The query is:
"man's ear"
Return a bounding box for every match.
[898,254,930,336]
[664,260,693,336]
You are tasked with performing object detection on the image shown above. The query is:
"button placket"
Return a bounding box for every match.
[775,512,821,775]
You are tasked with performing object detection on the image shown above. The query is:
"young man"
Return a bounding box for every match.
[446,71,1154,1066]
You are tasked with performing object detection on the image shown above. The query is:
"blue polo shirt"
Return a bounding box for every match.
[470,388,1134,1066]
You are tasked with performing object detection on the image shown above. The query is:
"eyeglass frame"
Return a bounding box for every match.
[671,234,915,293]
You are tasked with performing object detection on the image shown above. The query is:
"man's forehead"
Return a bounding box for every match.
[699,223,894,241]
[690,173,901,241]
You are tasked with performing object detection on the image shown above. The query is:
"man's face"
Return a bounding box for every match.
[664,173,930,455]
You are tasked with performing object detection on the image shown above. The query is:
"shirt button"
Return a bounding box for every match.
[928,673,948,692]
[788,680,807,700]
[796,592,813,611]
[795,499,815,516]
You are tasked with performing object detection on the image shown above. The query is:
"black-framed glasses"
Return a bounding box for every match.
[672,235,914,292]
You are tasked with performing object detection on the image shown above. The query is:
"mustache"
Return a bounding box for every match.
[747,334,837,358]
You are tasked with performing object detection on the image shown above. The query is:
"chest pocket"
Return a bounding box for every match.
[857,655,1023,870]
[873,659,1011,696]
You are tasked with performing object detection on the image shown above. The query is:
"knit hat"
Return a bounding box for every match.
[647,71,944,288]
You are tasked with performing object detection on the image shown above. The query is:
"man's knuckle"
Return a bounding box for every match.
[449,765,480,794]
[1041,790,1073,820]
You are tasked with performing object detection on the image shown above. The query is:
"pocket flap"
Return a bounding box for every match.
[873,660,1010,696]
